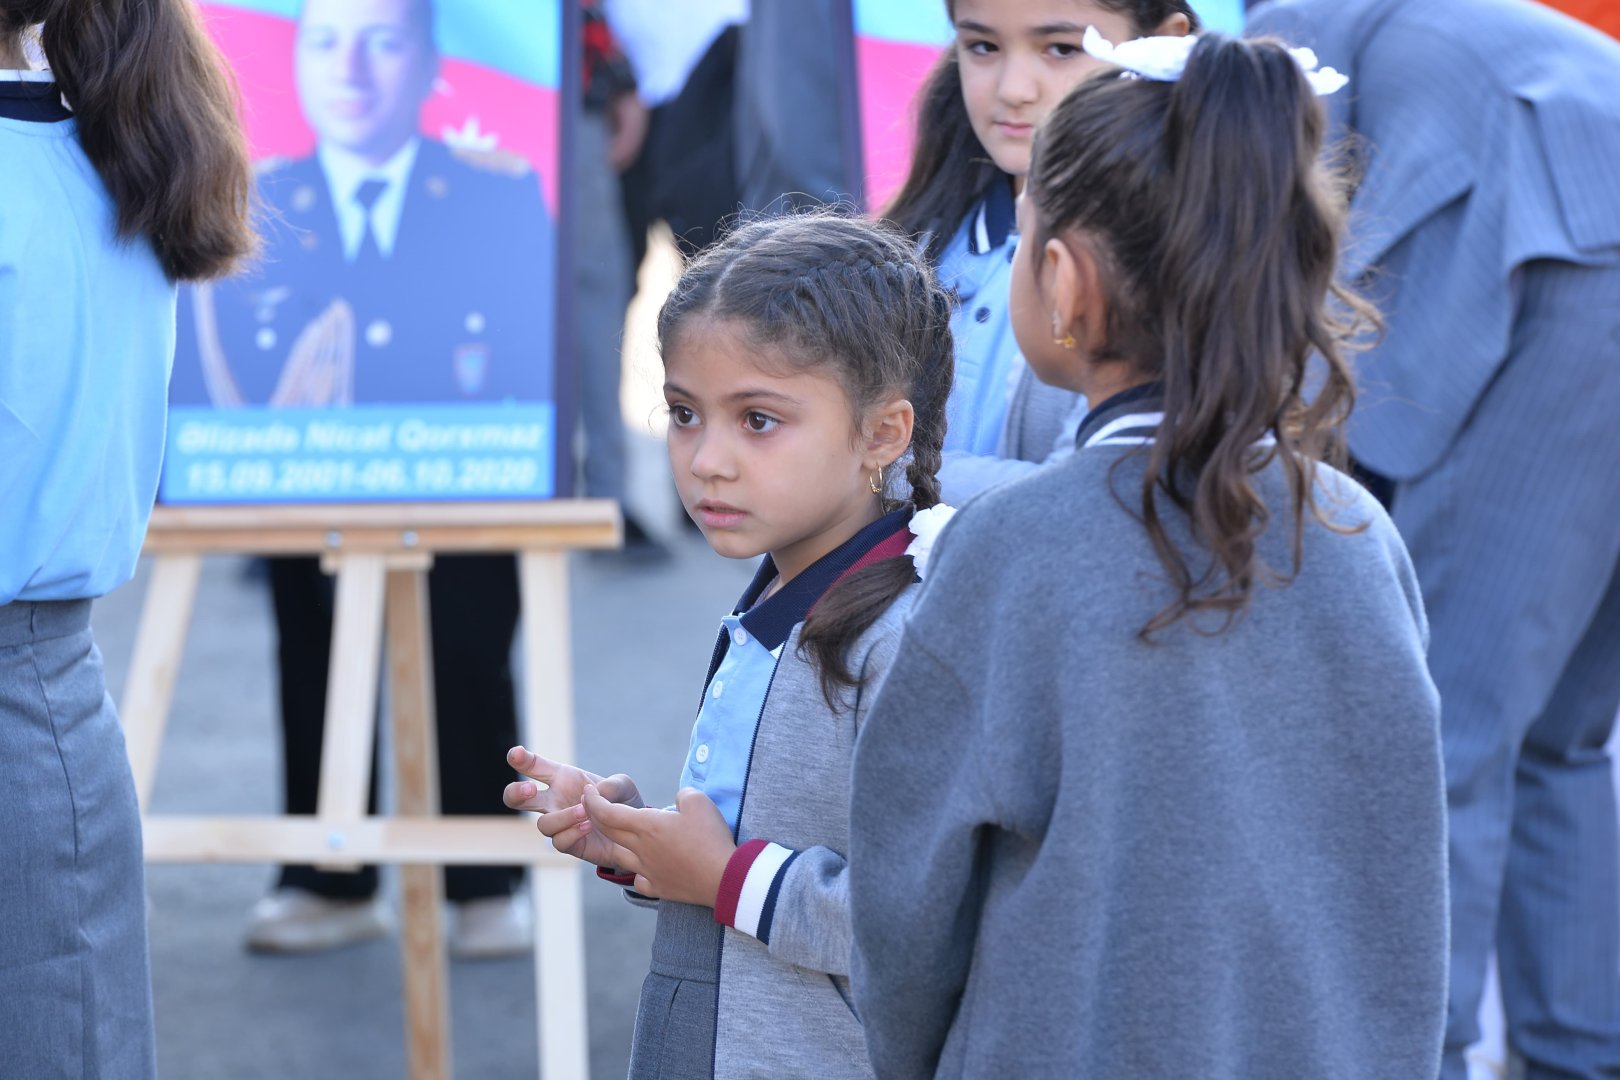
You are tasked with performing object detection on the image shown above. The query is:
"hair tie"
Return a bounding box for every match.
[904,504,958,581]
[1080,26,1348,96]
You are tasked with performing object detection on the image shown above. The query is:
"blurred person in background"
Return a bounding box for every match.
[578,0,670,560]
[1250,2,1620,1076]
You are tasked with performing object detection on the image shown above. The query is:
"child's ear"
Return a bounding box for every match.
[1153,12,1193,36]
[865,398,916,470]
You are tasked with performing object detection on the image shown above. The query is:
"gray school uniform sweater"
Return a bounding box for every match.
[849,393,1449,1079]
[623,514,919,1080]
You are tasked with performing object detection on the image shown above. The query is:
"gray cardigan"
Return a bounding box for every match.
[849,448,1448,1079]
[627,584,918,1080]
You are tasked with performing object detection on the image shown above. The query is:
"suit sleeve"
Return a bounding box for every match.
[849,615,1001,1078]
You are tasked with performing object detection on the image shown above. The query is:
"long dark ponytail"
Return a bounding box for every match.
[2,0,256,281]
[884,0,1200,264]
[1027,33,1375,636]
[659,212,955,704]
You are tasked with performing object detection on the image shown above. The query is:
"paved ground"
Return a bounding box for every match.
[92,430,753,1080]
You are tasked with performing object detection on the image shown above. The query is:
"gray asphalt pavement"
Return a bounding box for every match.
[91,482,751,1080]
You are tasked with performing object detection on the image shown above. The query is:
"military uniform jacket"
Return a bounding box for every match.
[172,138,555,407]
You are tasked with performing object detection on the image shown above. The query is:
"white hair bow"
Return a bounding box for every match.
[1080,26,1349,96]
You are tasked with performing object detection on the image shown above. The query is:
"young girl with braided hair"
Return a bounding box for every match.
[503,212,955,1078]
[851,31,1447,1079]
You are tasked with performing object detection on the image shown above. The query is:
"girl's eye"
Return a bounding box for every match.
[669,404,698,427]
[961,38,996,56]
[1047,42,1081,59]
[743,412,779,434]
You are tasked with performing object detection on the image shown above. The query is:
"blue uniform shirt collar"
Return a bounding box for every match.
[729,508,915,655]
[969,179,1018,256]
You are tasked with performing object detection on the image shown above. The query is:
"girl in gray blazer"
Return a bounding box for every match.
[850,32,1448,1080]
[505,212,957,1078]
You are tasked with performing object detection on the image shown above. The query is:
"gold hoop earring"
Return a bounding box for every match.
[869,469,883,496]
[1052,314,1077,350]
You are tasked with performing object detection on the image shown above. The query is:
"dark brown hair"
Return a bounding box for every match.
[659,212,955,703]
[1026,33,1374,636]
[884,0,1200,264]
[2,0,257,281]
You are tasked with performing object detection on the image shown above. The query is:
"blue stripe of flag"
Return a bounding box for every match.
[206,0,562,87]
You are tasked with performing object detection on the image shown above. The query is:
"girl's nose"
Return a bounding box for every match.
[688,432,735,480]
[997,57,1040,107]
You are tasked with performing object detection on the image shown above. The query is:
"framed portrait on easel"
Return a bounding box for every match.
[164,0,570,505]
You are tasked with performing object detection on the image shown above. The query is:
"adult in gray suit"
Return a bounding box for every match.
[1248,2,1620,1077]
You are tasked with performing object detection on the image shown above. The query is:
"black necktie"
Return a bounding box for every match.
[353,178,388,270]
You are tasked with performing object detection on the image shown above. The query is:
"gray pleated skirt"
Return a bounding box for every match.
[0,600,156,1080]
[627,899,721,1080]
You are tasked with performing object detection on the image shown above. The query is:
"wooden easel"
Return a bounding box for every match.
[119,500,622,1080]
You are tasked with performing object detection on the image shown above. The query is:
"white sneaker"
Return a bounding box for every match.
[244,887,393,954]
[449,894,532,960]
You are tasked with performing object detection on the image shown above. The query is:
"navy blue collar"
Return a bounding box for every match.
[0,80,70,123]
[967,178,1017,256]
[1075,382,1166,448]
[734,507,915,653]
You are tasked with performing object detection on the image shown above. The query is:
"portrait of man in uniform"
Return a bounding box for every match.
[174,0,556,407]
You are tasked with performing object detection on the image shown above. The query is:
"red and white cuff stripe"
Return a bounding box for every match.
[714,839,798,943]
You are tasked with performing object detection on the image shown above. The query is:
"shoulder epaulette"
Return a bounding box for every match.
[449,144,534,179]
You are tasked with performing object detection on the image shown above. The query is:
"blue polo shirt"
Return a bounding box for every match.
[679,509,914,832]
[937,180,1021,457]
[1,85,177,606]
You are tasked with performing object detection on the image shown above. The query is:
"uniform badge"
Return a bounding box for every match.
[427,176,450,198]
[292,185,318,212]
[454,345,490,396]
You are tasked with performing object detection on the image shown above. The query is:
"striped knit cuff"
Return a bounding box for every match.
[596,865,636,887]
[714,839,799,944]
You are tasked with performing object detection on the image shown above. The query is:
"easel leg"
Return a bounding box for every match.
[519,550,589,1080]
[315,553,387,859]
[121,554,204,811]
[387,565,452,1080]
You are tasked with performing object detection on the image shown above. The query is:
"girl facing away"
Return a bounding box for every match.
[0,0,254,1074]
[850,33,1448,1080]
[504,213,956,1080]
[885,0,1196,504]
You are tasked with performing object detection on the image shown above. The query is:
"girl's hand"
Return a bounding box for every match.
[503,746,642,867]
[580,786,736,907]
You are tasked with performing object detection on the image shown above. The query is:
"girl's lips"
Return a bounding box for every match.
[695,502,747,528]
[995,121,1034,137]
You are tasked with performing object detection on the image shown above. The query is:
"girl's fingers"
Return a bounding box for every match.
[546,823,592,854]
[503,779,545,811]
[582,785,644,839]
[605,842,642,875]
[507,746,561,785]
[537,804,588,839]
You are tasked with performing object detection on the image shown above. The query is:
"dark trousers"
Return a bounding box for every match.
[269,554,523,902]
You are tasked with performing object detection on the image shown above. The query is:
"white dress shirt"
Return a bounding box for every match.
[316,137,422,262]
